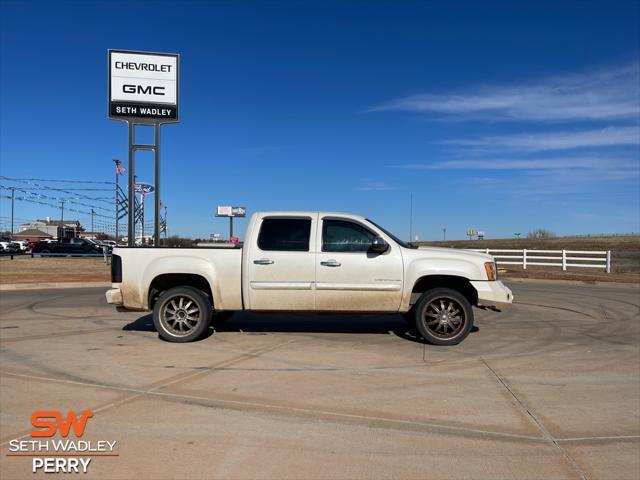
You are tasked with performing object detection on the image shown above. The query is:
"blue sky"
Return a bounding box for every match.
[1,0,639,240]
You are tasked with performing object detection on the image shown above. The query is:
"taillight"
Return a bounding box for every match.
[111,254,122,283]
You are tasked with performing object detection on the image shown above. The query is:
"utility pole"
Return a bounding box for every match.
[91,209,96,237]
[60,199,65,223]
[442,228,446,241]
[229,216,234,240]
[409,193,413,242]
[10,187,15,236]
[113,159,121,242]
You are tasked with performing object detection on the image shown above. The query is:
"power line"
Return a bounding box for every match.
[0,194,112,219]
[0,176,114,185]
[0,186,113,213]
[0,177,115,205]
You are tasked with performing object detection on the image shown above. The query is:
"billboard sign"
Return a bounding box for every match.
[216,206,232,217]
[231,207,246,217]
[109,50,179,123]
[216,206,246,217]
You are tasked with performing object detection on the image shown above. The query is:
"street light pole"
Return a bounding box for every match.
[10,187,15,236]
[409,193,413,242]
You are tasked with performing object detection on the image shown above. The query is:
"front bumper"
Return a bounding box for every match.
[470,280,513,310]
[105,288,123,306]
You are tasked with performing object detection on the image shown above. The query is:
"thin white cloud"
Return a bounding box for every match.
[368,62,640,122]
[235,145,294,154]
[355,180,396,191]
[443,126,640,151]
[393,156,639,172]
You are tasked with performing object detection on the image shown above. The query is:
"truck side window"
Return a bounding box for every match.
[322,219,376,252]
[258,218,311,252]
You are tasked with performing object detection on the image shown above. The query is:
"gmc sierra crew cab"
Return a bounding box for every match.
[106,211,513,345]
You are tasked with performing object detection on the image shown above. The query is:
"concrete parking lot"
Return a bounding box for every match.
[0,280,638,479]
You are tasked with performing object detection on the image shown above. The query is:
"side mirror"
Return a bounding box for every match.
[369,236,389,254]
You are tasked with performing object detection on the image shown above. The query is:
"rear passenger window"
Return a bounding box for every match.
[257,218,311,251]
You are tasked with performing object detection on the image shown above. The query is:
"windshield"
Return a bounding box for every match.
[366,218,418,249]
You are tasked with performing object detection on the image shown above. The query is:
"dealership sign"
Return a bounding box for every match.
[134,183,154,195]
[109,50,179,123]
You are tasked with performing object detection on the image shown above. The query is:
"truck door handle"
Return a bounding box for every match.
[253,258,274,265]
[320,259,341,267]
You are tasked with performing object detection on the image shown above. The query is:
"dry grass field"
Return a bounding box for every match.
[417,235,640,283]
[0,256,110,284]
[417,235,640,251]
[1,236,638,286]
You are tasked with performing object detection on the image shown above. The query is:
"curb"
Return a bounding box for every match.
[0,281,111,291]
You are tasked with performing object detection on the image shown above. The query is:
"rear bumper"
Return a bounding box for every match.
[105,288,123,306]
[470,280,513,310]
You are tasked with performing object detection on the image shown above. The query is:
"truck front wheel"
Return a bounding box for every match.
[153,286,213,343]
[413,288,474,346]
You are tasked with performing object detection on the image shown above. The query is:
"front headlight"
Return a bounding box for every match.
[484,262,497,281]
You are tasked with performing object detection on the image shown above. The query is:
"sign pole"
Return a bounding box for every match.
[154,124,161,246]
[127,123,135,247]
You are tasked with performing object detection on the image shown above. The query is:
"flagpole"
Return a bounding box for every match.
[113,159,121,243]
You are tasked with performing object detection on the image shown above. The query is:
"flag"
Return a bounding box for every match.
[116,164,126,175]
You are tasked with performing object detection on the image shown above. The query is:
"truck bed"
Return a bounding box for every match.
[112,246,243,311]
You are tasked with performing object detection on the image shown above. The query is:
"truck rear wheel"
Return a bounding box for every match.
[413,288,474,346]
[153,286,212,343]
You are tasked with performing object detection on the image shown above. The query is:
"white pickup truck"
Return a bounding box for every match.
[106,211,513,345]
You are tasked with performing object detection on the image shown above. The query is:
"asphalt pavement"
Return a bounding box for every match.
[0,279,638,479]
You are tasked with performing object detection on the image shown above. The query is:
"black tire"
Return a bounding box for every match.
[212,311,234,324]
[413,288,474,346]
[153,286,213,343]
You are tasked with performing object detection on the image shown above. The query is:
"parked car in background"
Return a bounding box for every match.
[15,240,30,252]
[32,237,104,255]
[0,237,20,253]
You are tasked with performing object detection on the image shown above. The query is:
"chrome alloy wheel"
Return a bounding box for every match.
[161,295,201,337]
[423,297,466,340]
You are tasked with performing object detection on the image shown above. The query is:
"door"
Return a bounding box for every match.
[247,215,317,311]
[315,217,404,311]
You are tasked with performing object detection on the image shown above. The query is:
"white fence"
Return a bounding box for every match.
[468,249,611,273]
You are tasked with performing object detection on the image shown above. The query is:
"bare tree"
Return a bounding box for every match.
[527,228,556,239]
